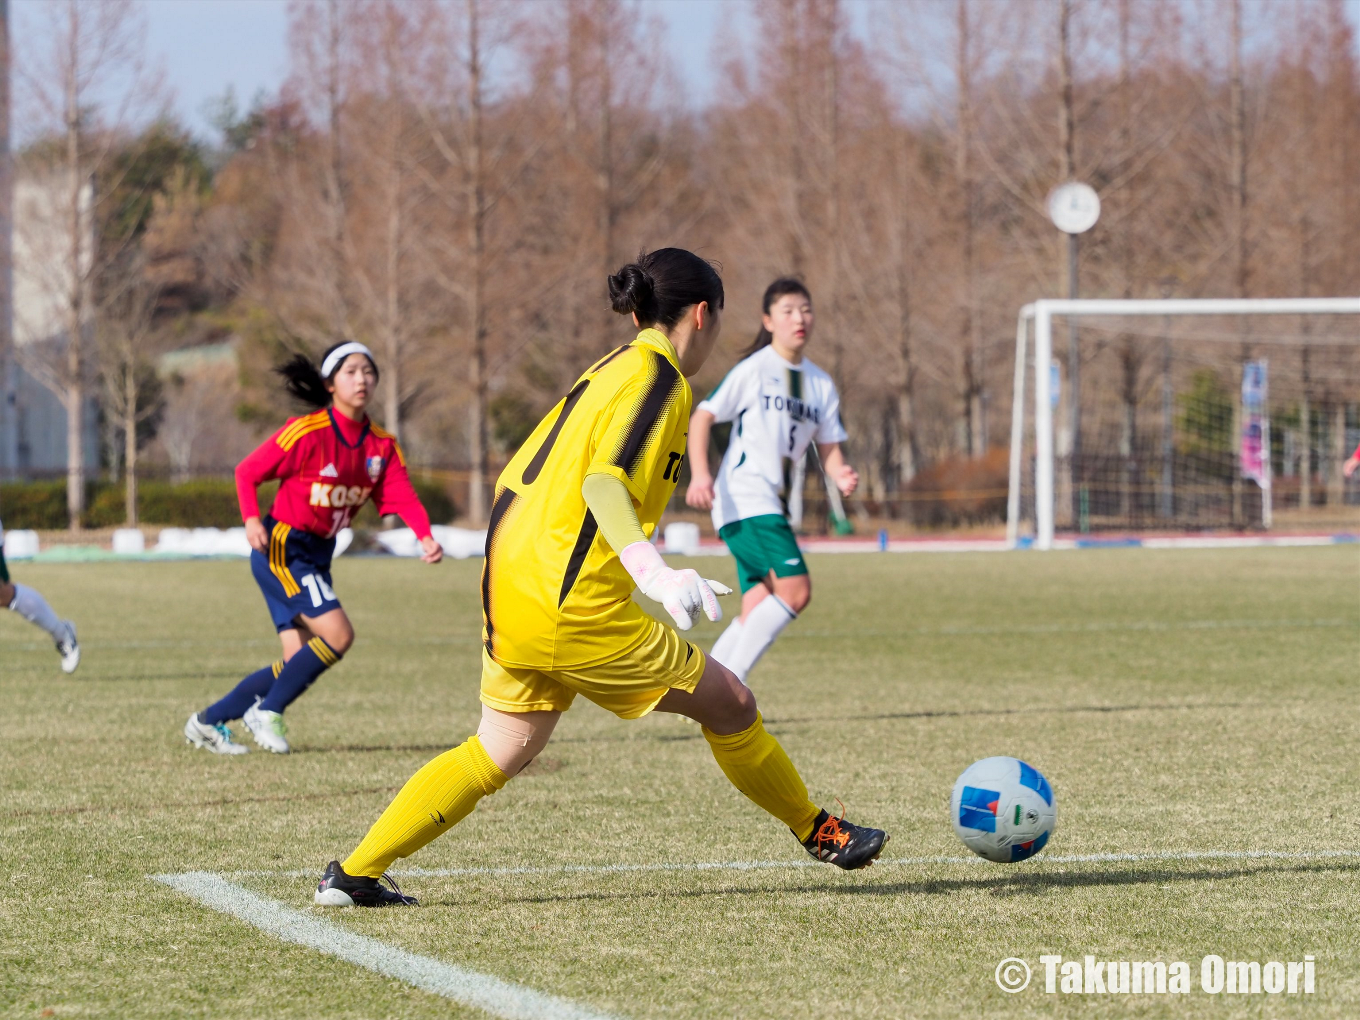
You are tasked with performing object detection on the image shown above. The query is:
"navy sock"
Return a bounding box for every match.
[201,661,283,725]
[258,637,341,713]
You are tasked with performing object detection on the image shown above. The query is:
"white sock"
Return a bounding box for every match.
[726,594,796,681]
[708,618,744,666]
[8,583,65,642]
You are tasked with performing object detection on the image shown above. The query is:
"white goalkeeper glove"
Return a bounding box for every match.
[619,541,732,631]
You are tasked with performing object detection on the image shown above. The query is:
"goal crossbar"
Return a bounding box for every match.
[1007,297,1360,550]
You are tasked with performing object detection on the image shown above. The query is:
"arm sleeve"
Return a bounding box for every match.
[695,362,749,424]
[815,383,849,444]
[235,432,290,522]
[371,444,434,540]
[585,359,687,502]
[580,473,647,554]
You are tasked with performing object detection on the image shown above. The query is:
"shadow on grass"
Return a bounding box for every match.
[79,671,248,682]
[442,860,1360,908]
[3,785,400,818]
[291,743,456,755]
[767,700,1251,727]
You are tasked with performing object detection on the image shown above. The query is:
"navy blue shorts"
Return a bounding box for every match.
[251,516,341,632]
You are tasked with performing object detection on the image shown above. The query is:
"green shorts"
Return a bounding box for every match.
[718,514,808,594]
[0,546,8,585]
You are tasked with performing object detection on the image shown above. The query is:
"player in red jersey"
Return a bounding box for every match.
[184,341,443,755]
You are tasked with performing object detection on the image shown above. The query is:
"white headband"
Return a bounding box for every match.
[321,342,375,379]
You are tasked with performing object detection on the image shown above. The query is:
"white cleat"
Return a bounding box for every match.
[56,621,80,674]
[184,713,249,755]
[244,701,290,754]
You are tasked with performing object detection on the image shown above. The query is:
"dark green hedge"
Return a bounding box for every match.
[86,479,245,528]
[353,476,456,527]
[0,480,74,530]
[1,475,455,529]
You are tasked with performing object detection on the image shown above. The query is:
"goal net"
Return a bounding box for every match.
[1006,298,1360,549]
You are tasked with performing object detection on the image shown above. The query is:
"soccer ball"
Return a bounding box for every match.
[950,756,1056,863]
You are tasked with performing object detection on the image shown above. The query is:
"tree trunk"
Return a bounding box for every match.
[1229,0,1248,301]
[465,0,488,525]
[325,0,350,339]
[1300,346,1311,510]
[65,31,84,533]
[896,277,917,500]
[1298,219,1312,511]
[1058,0,1078,514]
[823,4,844,415]
[1159,321,1173,520]
[65,379,82,529]
[1327,402,1346,506]
[0,0,11,480]
[895,366,917,522]
[1119,347,1137,523]
[383,126,403,442]
[596,2,614,322]
[895,257,917,494]
[955,0,978,458]
[124,364,137,527]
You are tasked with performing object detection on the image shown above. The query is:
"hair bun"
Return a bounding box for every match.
[608,263,657,318]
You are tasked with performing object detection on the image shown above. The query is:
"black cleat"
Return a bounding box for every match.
[314,860,418,907]
[801,808,888,870]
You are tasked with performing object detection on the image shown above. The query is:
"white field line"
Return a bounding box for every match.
[234,848,1360,881]
[151,871,618,1020]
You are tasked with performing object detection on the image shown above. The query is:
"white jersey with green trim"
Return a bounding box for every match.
[697,345,848,531]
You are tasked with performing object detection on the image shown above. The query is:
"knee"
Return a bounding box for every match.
[478,708,559,776]
[329,625,355,655]
[317,620,355,655]
[0,582,13,607]
[712,665,757,730]
[778,579,811,614]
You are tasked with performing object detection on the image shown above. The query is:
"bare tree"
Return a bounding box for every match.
[346,0,442,442]
[188,0,1360,533]
[403,0,540,524]
[15,0,159,528]
[96,254,160,525]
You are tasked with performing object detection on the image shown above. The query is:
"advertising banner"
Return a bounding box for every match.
[1240,360,1269,486]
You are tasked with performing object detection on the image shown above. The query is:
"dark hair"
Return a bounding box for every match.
[276,342,379,409]
[608,248,724,330]
[744,277,812,356]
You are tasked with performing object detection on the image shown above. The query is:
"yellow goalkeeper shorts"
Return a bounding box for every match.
[480,617,706,719]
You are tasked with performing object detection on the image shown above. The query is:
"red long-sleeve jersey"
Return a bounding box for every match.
[236,408,433,541]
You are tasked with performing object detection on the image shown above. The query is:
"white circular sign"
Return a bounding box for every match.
[1047,181,1101,235]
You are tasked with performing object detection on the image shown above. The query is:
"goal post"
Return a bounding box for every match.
[1007,297,1360,550]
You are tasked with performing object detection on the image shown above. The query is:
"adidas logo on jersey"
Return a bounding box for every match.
[319,463,339,478]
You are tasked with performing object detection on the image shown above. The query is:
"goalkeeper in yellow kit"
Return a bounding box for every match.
[314,248,887,907]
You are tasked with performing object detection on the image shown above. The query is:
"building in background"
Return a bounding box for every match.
[3,169,99,479]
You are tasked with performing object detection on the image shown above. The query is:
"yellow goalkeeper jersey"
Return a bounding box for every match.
[482,328,692,669]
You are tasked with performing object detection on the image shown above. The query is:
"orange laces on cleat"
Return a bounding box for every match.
[813,800,853,851]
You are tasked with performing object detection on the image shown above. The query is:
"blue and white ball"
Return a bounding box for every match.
[950,756,1057,863]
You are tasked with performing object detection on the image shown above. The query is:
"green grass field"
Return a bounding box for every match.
[2,546,1358,1018]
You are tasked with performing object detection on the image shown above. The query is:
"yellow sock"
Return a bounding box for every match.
[342,735,507,878]
[703,712,820,841]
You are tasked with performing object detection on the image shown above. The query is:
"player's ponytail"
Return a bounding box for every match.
[609,248,724,330]
[743,277,812,356]
[276,341,380,409]
[276,354,331,408]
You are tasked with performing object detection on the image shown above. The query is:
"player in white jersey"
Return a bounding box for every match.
[0,515,80,672]
[686,278,857,681]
